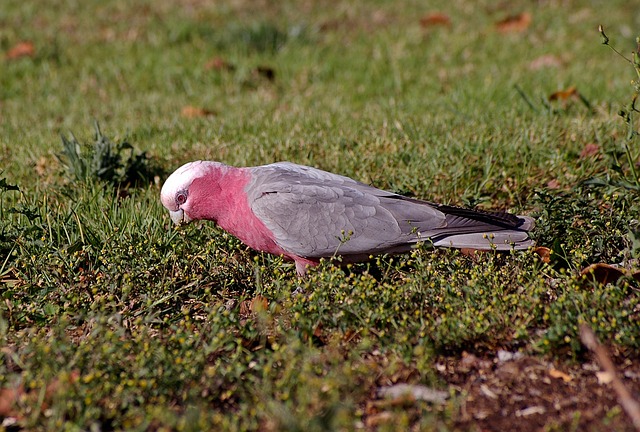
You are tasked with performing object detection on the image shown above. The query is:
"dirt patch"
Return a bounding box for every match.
[441,352,639,431]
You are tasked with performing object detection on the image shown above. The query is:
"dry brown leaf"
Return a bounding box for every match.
[240,296,269,316]
[181,106,216,118]
[580,263,625,286]
[6,41,35,59]
[529,54,562,70]
[549,86,579,101]
[495,12,532,33]
[580,143,600,159]
[460,248,479,258]
[313,322,323,338]
[460,248,491,259]
[0,370,78,419]
[419,13,451,28]
[239,300,251,316]
[546,179,560,189]
[0,385,24,417]
[549,367,572,382]
[534,247,551,263]
[250,295,268,313]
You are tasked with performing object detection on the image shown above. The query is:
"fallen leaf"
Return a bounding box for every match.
[460,248,479,258]
[419,13,451,28]
[205,57,235,71]
[580,263,625,286]
[580,143,600,159]
[596,370,614,385]
[250,295,268,313]
[240,296,269,316]
[313,322,323,338]
[529,54,562,70]
[546,179,560,189]
[549,367,572,382]
[460,248,490,259]
[549,86,579,101]
[0,370,78,419]
[239,300,251,316]
[0,385,24,417]
[534,247,551,263]
[6,41,35,60]
[496,12,532,33]
[181,106,216,118]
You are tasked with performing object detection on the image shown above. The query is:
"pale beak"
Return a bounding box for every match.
[169,209,185,225]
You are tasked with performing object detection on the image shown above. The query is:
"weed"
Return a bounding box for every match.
[59,122,163,188]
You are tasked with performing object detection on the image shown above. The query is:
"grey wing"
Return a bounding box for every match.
[246,164,447,258]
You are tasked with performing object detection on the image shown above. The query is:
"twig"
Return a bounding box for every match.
[579,324,640,431]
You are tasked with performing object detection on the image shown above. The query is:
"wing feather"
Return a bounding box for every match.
[246,164,444,257]
[245,163,532,258]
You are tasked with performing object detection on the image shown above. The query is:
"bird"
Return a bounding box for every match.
[161,161,534,276]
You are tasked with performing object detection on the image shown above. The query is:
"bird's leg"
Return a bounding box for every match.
[295,260,310,276]
[292,260,316,295]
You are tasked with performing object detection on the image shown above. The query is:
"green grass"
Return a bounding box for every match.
[1,0,640,430]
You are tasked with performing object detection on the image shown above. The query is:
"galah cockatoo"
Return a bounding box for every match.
[161,161,534,275]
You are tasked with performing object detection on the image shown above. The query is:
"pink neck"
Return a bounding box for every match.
[186,166,247,224]
[186,166,291,258]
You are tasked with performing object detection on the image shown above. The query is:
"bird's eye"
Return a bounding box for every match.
[176,191,187,205]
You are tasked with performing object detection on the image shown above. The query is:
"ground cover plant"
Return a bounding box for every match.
[1,0,640,430]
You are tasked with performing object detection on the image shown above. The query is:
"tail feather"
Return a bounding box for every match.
[424,211,535,250]
[430,229,534,250]
[385,195,535,251]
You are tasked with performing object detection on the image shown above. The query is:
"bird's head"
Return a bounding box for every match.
[160,161,217,224]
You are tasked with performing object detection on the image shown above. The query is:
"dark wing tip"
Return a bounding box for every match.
[434,203,533,231]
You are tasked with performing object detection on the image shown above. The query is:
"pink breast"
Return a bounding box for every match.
[187,170,291,259]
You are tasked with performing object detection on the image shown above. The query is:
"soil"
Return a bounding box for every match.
[444,351,639,431]
[365,350,639,431]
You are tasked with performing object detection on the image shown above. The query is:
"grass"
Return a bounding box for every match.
[1,0,640,430]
